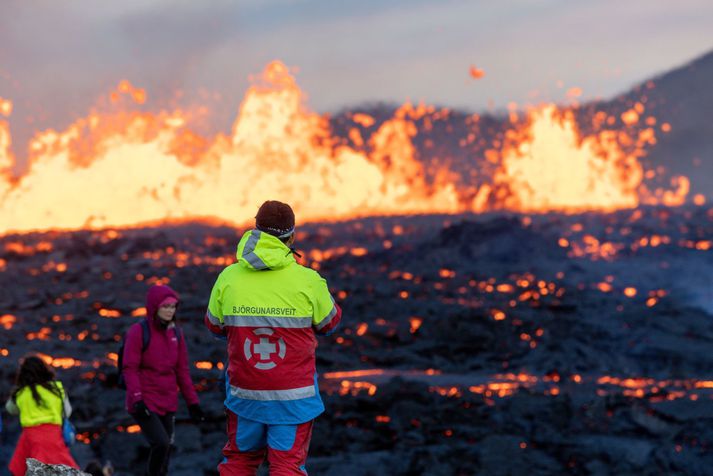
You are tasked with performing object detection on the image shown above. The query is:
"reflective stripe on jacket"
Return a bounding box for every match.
[206,229,341,424]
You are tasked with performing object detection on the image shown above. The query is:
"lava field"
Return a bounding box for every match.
[1,206,713,475]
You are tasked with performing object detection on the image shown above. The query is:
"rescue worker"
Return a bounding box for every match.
[205,200,342,475]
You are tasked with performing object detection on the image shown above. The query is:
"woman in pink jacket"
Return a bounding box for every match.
[123,284,204,476]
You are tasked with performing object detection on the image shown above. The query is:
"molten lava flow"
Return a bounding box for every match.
[491,106,641,212]
[0,64,691,234]
[0,63,466,233]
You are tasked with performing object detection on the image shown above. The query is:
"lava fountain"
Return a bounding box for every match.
[0,62,689,234]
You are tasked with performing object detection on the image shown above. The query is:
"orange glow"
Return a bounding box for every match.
[0,98,12,116]
[321,370,712,403]
[375,415,391,423]
[438,269,456,278]
[27,327,52,340]
[323,369,385,379]
[51,357,80,369]
[489,106,686,213]
[131,307,146,317]
[432,386,462,398]
[33,354,81,369]
[469,382,520,398]
[126,425,141,434]
[469,66,485,79]
[491,309,506,321]
[195,361,213,370]
[0,62,467,234]
[496,284,514,293]
[409,317,423,334]
[597,282,612,293]
[351,113,375,128]
[4,241,53,255]
[624,287,637,298]
[621,109,639,125]
[356,323,368,336]
[0,62,690,235]
[693,194,706,206]
[1,314,17,330]
[337,380,378,397]
[98,308,121,318]
[0,348,9,357]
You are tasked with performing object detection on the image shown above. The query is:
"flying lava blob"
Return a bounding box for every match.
[0,62,689,234]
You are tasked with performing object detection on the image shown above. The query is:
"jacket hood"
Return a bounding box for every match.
[236,229,296,271]
[146,284,180,322]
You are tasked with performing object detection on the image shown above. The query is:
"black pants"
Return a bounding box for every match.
[133,411,175,476]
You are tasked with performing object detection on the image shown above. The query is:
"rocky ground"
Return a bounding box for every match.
[1,206,713,475]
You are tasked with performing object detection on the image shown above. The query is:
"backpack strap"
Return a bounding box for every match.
[140,319,151,352]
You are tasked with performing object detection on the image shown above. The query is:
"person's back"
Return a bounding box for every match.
[205,201,341,475]
[13,381,64,427]
[5,356,78,476]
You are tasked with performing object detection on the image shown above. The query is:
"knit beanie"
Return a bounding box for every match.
[255,200,295,238]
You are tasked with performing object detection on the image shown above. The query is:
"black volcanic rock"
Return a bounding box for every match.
[1,210,713,474]
[617,50,713,195]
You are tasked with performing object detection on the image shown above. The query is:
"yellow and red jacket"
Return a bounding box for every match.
[205,229,341,424]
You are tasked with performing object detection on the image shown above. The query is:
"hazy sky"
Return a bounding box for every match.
[1,0,712,161]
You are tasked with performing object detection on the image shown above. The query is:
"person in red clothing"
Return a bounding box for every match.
[5,355,79,476]
[123,284,204,476]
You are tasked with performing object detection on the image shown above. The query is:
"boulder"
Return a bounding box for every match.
[26,459,90,476]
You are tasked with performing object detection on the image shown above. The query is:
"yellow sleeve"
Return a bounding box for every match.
[310,275,337,328]
[207,273,225,326]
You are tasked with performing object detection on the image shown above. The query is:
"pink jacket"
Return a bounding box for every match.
[123,285,199,415]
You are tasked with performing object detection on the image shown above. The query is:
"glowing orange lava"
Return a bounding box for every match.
[0,62,691,234]
[487,106,687,213]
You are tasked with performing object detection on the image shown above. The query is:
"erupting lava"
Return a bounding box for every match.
[0,62,689,234]
[491,106,643,212]
[487,106,688,212]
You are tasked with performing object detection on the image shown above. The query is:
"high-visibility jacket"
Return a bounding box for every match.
[13,381,65,428]
[205,229,341,424]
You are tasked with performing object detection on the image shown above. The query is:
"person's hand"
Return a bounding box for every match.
[188,404,205,423]
[132,401,151,418]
